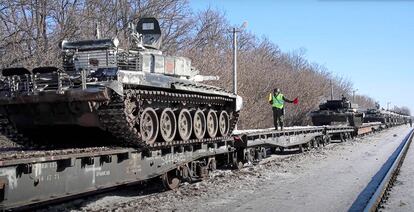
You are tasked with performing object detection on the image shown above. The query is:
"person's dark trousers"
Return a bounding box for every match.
[272,107,284,130]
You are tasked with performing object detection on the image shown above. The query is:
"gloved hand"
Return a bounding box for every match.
[293,97,299,105]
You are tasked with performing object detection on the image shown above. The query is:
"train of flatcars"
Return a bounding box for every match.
[0,102,409,210]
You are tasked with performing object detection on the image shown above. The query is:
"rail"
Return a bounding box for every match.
[363,128,414,212]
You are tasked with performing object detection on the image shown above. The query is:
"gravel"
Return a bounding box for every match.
[38,125,411,212]
[0,134,20,149]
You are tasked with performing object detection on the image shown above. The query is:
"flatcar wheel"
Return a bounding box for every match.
[321,137,326,146]
[219,111,230,136]
[261,147,267,158]
[160,108,176,142]
[233,160,244,170]
[209,158,217,171]
[206,110,218,138]
[315,138,320,148]
[178,109,192,141]
[340,133,345,142]
[299,145,304,153]
[325,136,331,145]
[309,139,314,148]
[140,108,159,145]
[193,109,206,139]
[306,142,311,151]
[162,170,180,190]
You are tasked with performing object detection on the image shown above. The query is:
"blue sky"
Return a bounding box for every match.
[190,0,414,112]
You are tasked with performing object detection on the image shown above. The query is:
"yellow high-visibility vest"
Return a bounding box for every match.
[268,93,284,109]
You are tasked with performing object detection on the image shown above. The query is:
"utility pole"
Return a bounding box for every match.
[230,22,247,131]
[352,89,358,102]
[330,80,333,100]
[231,22,247,95]
[232,27,238,94]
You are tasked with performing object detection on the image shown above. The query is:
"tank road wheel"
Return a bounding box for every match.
[193,109,206,139]
[178,109,192,141]
[218,111,230,136]
[160,108,177,142]
[140,108,159,145]
[206,110,219,138]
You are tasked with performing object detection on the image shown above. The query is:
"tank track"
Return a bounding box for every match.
[98,88,239,149]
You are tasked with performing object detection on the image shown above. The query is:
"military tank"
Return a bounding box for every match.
[0,18,242,147]
[363,108,387,123]
[310,96,363,127]
[363,103,386,124]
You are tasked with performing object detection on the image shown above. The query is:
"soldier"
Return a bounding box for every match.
[268,88,298,130]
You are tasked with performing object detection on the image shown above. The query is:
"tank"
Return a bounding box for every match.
[363,108,386,123]
[310,96,363,127]
[0,18,242,147]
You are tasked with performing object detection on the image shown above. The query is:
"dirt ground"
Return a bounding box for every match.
[40,125,411,212]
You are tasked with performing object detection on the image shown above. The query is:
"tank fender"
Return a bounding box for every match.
[105,81,123,96]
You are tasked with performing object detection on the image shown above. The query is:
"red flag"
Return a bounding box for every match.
[293,97,299,105]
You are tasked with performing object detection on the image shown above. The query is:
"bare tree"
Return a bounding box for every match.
[0,2,408,128]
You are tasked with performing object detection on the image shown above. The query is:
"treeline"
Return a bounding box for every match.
[0,0,407,128]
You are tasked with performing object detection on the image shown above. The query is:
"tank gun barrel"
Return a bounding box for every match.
[61,38,119,50]
[191,75,220,82]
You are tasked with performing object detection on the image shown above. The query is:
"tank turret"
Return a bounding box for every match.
[61,18,200,82]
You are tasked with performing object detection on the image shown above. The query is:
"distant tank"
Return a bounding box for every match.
[310,96,363,127]
[363,103,386,124]
[363,108,386,123]
[0,18,242,147]
[377,110,408,126]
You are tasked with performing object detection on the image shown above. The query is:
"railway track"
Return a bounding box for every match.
[352,128,414,212]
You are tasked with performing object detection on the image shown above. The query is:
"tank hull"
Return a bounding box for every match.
[363,116,386,124]
[0,88,109,128]
[310,112,363,127]
[0,78,238,147]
